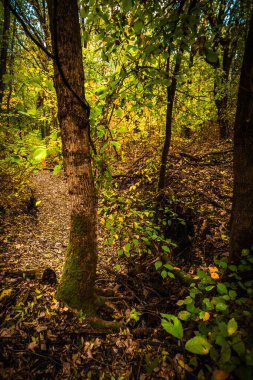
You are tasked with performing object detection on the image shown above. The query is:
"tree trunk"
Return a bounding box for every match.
[0,0,10,108]
[47,0,97,312]
[158,55,181,190]
[230,13,253,262]
[214,46,232,141]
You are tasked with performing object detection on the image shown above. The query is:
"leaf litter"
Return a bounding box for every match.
[0,141,233,379]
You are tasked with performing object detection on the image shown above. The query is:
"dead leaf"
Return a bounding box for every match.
[213,368,230,380]
[28,341,38,351]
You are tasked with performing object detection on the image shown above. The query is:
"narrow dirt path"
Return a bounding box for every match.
[1,171,70,277]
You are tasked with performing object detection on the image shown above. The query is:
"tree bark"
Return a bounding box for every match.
[214,45,232,141]
[158,55,181,190]
[0,0,10,108]
[230,13,253,262]
[47,0,97,312]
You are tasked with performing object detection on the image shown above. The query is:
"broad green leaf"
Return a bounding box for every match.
[155,260,163,270]
[164,264,174,270]
[123,243,131,253]
[216,302,227,311]
[232,336,245,356]
[178,311,191,321]
[185,336,212,355]
[115,108,124,118]
[133,19,144,34]
[217,283,228,294]
[122,0,132,12]
[53,164,62,174]
[161,314,183,339]
[161,270,167,279]
[227,318,238,336]
[33,146,47,162]
[205,50,218,64]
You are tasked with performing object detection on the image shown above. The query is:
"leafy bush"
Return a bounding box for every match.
[161,250,253,379]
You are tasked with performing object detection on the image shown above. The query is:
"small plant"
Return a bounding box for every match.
[161,250,253,379]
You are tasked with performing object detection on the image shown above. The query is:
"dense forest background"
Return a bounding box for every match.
[0,0,253,379]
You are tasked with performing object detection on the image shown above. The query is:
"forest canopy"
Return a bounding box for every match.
[0,0,253,379]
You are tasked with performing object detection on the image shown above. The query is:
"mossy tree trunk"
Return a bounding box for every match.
[48,0,97,312]
[230,13,253,262]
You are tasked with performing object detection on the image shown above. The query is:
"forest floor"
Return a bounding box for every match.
[0,140,233,379]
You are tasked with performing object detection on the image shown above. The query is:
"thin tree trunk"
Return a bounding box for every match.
[158,55,181,190]
[0,0,10,108]
[48,0,97,312]
[230,12,253,262]
[214,46,232,140]
[6,15,16,126]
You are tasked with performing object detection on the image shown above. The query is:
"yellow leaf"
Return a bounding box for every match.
[113,98,120,106]
[208,266,219,273]
[118,216,123,222]
[0,289,12,300]
[181,105,187,111]
[100,217,105,225]
[210,272,220,279]
[91,94,97,103]
[203,312,210,321]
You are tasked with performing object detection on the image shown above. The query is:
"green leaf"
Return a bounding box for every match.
[227,318,238,336]
[123,243,131,253]
[217,283,228,294]
[115,108,124,118]
[33,146,47,162]
[231,336,245,356]
[122,0,132,12]
[205,50,218,64]
[164,264,174,270]
[205,285,215,291]
[185,336,212,355]
[161,314,183,339]
[162,245,170,253]
[53,164,62,174]
[161,270,167,279]
[216,302,227,311]
[155,260,163,270]
[133,19,144,34]
[178,311,191,321]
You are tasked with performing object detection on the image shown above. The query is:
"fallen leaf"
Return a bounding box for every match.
[28,341,38,351]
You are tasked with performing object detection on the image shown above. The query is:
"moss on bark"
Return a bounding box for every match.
[56,213,97,313]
